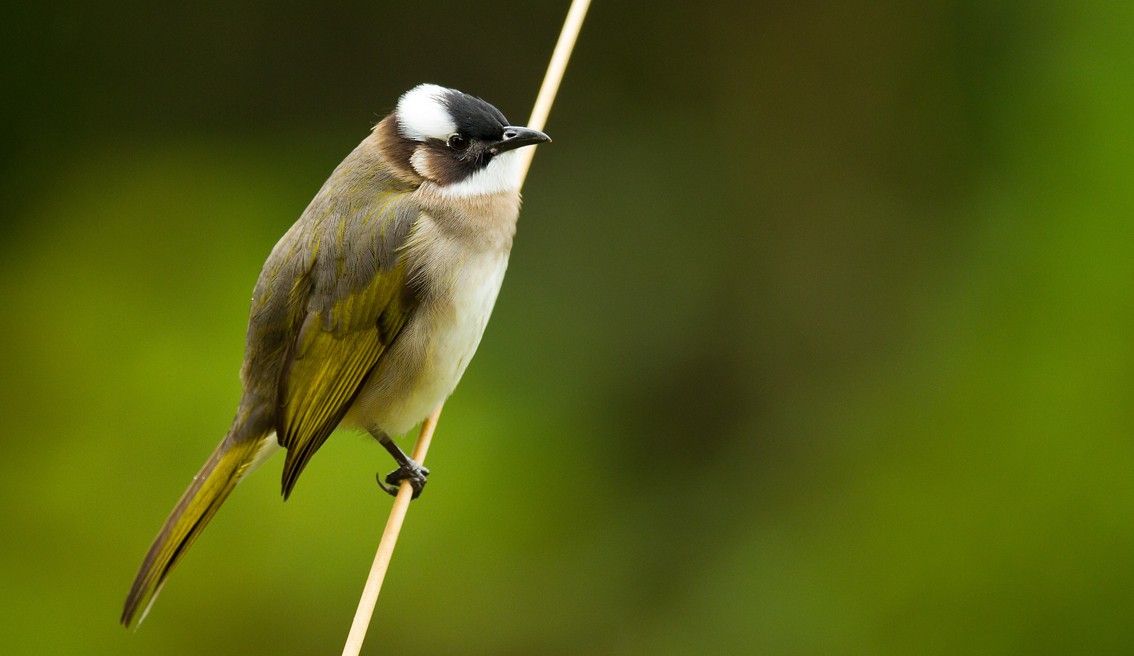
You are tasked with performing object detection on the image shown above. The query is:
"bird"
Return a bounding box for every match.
[121,83,551,627]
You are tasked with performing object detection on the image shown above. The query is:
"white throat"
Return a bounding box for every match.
[434,150,524,198]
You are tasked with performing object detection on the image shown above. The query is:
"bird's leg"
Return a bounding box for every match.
[371,430,429,499]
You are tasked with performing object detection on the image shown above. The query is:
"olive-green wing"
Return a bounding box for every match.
[275,201,420,498]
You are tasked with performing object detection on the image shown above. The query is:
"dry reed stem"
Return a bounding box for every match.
[341,1,590,653]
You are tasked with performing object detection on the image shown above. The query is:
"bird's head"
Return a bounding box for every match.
[388,84,551,197]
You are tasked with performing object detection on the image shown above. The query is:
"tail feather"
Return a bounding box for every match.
[121,436,264,627]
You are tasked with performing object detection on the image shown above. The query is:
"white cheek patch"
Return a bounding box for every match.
[409,149,435,179]
[435,150,524,198]
[397,84,457,142]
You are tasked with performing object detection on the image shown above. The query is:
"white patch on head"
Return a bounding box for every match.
[434,150,524,197]
[397,84,457,142]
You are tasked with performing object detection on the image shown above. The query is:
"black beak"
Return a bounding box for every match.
[491,126,552,154]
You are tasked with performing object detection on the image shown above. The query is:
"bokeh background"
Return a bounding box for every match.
[3,1,1133,654]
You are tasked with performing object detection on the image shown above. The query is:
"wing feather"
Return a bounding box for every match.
[272,190,420,497]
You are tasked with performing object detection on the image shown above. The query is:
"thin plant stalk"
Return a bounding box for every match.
[340,1,591,654]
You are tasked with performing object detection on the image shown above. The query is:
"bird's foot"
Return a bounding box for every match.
[377,460,430,499]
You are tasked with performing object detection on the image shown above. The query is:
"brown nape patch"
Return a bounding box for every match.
[374,116,424,185]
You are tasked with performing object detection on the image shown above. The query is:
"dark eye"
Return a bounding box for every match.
[447,134,468,151]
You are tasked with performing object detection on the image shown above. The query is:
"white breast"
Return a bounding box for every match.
[421,246,509,400]
[346,215,511,437]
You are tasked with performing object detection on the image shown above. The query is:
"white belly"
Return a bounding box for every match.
[345,245,509,437]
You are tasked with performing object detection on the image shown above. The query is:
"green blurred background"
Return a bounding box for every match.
[2,1,1133,654]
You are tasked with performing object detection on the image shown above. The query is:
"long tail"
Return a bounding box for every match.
[121,435,270,627]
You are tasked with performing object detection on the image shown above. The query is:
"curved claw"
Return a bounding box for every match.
[375,476,399,497]
[377,461,430,499]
